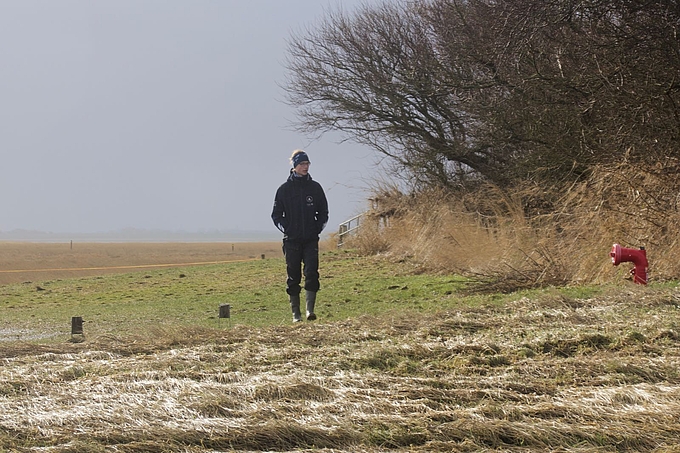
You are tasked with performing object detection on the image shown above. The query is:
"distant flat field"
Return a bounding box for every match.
[0,241,282,285]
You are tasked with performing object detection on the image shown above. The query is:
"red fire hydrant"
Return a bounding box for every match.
[609,243,648,285]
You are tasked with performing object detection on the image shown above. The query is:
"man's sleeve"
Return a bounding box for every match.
[316,185,329,234]
[271,188,287,233]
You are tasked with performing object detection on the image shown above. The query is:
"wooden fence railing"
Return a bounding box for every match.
[337,213,364,247]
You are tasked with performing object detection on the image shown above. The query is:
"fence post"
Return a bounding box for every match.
[70,316,84,342]
[219,304,231,327]
[71,316,83,335]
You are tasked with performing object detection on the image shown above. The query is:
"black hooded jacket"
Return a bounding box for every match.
[272,171,328,242]
[271,171,329,242]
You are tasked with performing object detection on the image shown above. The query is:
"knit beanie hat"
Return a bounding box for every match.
[291,151,310,168]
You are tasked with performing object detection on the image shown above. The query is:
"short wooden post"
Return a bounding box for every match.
[218,304,231,328]
[71,316,83,334]
[70,316,84,342]
[261,254,265,259]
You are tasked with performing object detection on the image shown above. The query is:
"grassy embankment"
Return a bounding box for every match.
[1,250,680,452]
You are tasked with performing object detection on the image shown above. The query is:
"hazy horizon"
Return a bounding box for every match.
[0,226,284,243]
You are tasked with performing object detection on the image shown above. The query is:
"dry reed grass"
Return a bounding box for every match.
[1,284,680,451]
[349,161,680,290]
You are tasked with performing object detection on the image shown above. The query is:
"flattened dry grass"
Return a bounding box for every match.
[1,280,680,452]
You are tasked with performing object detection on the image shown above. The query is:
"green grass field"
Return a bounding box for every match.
[2,249,680,452]
[1,249,506,340]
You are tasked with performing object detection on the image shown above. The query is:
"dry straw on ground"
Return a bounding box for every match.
[1,284,680,452]
[349,161,680,290]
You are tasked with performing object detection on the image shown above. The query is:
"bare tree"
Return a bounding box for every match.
[284,0,680,191]
[284,1,510,188]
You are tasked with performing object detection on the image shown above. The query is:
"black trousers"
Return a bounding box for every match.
[283,239,320,296]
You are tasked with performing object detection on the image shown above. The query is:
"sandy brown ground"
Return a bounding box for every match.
[0,241,282,285]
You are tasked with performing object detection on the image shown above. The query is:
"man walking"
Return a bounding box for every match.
[271,150,329,322]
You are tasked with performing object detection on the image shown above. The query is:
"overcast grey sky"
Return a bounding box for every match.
[0,0,377,238]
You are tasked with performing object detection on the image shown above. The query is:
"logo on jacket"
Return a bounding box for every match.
[306,196,314,205]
